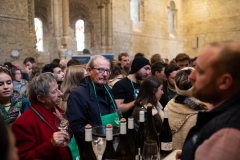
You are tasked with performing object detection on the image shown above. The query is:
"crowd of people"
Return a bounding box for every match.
[1,40,240,160]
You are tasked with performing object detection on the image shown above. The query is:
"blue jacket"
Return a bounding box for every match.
[67,76,117,155]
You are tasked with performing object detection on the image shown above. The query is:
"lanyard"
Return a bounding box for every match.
[31,106,56,132]
[167,88,171,101]
[91,82,117,117]
[128,76,140,99]
[128,76,136,91]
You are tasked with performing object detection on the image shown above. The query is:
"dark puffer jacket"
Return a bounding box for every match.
[67,76,117,156]
[181,92,240,160]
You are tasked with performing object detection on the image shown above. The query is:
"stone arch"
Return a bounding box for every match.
[69,1,91,28]
[34,0,54,62]
[69,1,94,50]
[34,0,49,19]
[34,2,48,52]
[69,1,91,17]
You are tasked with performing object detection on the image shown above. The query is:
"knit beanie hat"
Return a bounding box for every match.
[129,57,150,74]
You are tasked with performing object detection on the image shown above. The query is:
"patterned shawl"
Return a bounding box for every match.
[0,90,23,125]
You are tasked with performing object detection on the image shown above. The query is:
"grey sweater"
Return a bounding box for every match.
[13,80,28,97]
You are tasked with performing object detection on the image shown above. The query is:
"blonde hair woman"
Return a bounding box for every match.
[60,65,86,111]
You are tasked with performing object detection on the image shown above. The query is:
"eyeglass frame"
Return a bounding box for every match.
[91,68,111,75]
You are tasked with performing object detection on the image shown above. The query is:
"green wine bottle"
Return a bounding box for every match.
[127,117,138,160]
[136,111,145,157]
[81,124,97,160]
[102,124,117,160]
[160,107,173,156]
[116,118,131,160]
[142,104,160,147]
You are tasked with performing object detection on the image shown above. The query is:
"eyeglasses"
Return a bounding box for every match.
[92,68,111,75]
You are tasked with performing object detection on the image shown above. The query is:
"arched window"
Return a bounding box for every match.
[130,0,139,22]
[75,20,85,51]
[168,0,177,37]
[130,0,144,32]
[34,18,43,52]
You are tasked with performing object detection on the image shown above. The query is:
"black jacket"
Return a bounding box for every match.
[160,81,176,108]
[67,76,116,156]
[181,92,240,160]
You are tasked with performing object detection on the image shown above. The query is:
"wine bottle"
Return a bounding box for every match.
[81,124,97,160]
[102,124,117,160]
[116,118,131,160]
[160,107,172,156]
[142,104,160,147]
[136,111,145,157]
[136,147,143,160]
[127,117,137,160]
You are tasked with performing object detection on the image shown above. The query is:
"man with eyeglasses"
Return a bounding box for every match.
[112,57,151,119]
[66,55,117,157]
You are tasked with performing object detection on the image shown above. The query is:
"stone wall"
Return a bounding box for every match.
[112,0,184,60]
[1,0,240,66]
[0,0,37,67]
[182,0,240,57]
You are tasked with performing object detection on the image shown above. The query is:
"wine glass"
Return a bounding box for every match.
[142,140,160,160]
[55,113,70,147]
[116,109,123,120]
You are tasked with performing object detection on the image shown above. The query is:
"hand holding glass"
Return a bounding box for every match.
[142,140,160,160]
[55,113,70,147]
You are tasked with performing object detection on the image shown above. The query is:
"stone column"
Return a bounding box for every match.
[59,48,67,59]
[107,0,113,48]
[139,0,144,22]
[100,0,113,53]
[53,0,64,60]
[53,0,60,37]
[62,0,69,37]
[61,0,73,59]
[28,0,35,33]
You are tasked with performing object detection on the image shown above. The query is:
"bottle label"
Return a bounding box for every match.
[135,155,142,160]
[161,142,172,151]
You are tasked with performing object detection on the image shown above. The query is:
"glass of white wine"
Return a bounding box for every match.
[142,140,160,160]
[55,113,70,147]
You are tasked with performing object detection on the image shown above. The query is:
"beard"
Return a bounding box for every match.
[124,65,130,69]
[135,72,147,81]
[168,81,175,89]
[192,79,222,104]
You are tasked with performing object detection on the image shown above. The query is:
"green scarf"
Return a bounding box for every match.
[0,90,23,125]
